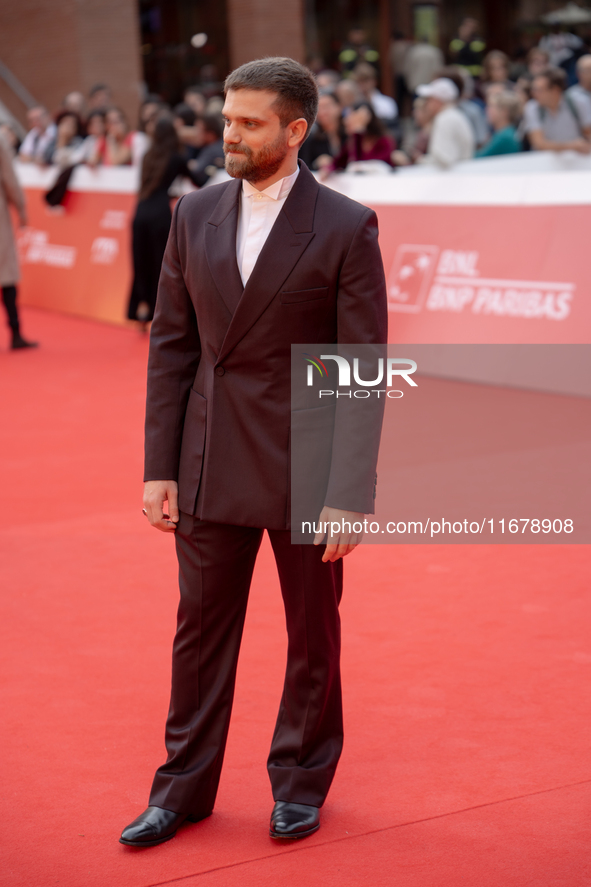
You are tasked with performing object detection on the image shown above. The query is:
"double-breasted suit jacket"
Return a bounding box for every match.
[144,161,387,527]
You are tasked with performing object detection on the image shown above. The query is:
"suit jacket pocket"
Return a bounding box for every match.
[178,388,207,515]
[280,286,328,304]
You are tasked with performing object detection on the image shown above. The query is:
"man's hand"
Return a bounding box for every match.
[529,130,591,154]
[143,480,179,533]
[313,506,365,562]
[570,138,591,155]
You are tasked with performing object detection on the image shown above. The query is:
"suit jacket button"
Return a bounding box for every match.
[215,366,225,376]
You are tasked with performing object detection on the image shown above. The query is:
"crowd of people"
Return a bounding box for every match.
[0,83,226,185]
[302,22,591,171]
[2,20,590,183]
[2,19,591,342]
[0,84,228,331]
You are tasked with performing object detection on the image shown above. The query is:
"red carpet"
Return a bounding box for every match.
[1,308,590,886]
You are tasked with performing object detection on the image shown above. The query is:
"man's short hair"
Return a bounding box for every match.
[174,103,197,126]
[202,113,224,140]
[224,57,319,136]
[89,83,110,98]
[537,66,567,92]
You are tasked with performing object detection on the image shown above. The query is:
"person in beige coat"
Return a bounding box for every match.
[0,132,37,349]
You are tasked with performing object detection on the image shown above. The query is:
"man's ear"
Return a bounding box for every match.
[287,117,309,148]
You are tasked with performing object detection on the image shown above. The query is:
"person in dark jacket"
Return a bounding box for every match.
[189,113,225,186]
[299,91,346,171]
[119,56,387,848]
[0,132,37,349]
[127,117,202,326]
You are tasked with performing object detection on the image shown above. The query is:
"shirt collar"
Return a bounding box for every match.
[242,164,300,201]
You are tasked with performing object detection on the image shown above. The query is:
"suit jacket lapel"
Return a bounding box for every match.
[204,178,244,317]
[217,162,319,364]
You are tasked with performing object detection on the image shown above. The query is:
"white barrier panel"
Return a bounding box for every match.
[15,156,591,343]
[326,156,591,346]
[16,164,138,325]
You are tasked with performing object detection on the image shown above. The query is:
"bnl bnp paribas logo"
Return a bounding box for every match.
[303,353,417,398]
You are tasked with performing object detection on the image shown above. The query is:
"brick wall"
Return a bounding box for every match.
[0,0,143,127]
[226,0,306,70]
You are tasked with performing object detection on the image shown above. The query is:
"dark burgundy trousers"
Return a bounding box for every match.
[148,512,344,817]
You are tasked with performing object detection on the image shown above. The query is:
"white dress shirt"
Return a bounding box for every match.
[236,165,300,285]
[18,124,57,162]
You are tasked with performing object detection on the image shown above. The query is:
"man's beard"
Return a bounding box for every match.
[224,130,289,183]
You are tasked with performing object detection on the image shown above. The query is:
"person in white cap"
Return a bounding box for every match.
[416,77,475,168]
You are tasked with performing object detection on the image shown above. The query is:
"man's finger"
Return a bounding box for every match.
[313,528,326,545]
[334,541,351,560]
[322,543,337,563]
[143,500,168,530]
[313,519,327,545]
[167,487,180,524]
[145,504,177,532]
[346,533,362,554]
[322,535,362,562]
[322,531,345,561]
[153,518,178,533]
[143,503,160,525]
[143,495,163,522]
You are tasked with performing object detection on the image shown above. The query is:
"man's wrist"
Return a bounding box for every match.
[143,477,178,484]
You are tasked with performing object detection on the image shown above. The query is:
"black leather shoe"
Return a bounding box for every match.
[11,333,38,350]
[119,805,210,847]
[269,801,320,839]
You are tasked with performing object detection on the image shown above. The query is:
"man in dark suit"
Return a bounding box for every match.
[120,57,387,847]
